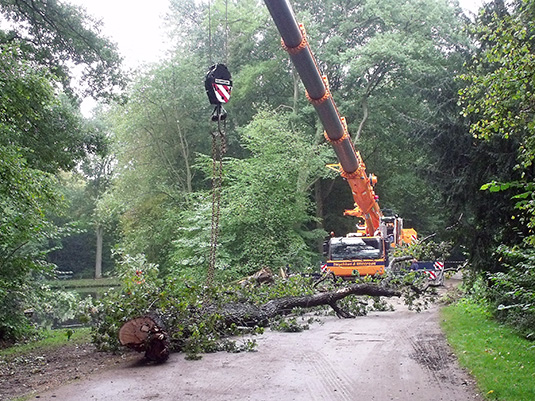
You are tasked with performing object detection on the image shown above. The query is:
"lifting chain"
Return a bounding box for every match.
[207,118,227,288]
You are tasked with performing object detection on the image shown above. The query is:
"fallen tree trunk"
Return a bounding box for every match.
[214,282,401,326]
[119,283,401,362]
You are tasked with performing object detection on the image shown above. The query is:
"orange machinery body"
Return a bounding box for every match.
[322,236,386,277]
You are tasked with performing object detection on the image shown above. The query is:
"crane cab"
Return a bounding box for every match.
[323,236,386,277]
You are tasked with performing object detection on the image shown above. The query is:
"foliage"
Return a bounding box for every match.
[460,0,535,148]
[304,0,470,236]
[459,0,535,246]
[441,298,535,400]
[0,1,120,338]
[392,238,453,262]
[31,287,80,330]
[81,251,281,355]
[166,109,335,279]
[105,0,476,281]
[80,251,164,351]
[0,0,126,101]
[269,315,314,333]
[0,45,103,173]
[485,246,535,339]
[218,110,333,274]
[456,0,535,337]
[104,55,212,269]
[480,180,535,246]
[47,120,118,279]
[168,193,213,281]
[164,0,470,239]
[83,252,419,359]
[0,146,60,340]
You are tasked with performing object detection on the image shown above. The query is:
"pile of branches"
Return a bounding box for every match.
[107,269,430,363]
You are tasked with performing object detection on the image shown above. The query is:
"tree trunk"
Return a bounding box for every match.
[118,283,401,362]
[315,180,324,225]
[213,283,401,326]
[94,224,103,279]
[355,95,369,144]
[118,315,170,362]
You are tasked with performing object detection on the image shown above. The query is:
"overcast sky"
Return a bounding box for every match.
[70,0,485,69]
[69,0,172,68]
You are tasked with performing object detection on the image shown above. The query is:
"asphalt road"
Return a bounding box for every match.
[35,286,482,401]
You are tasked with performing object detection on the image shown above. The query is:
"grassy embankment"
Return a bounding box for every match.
[47,277,120,290]
[441,300,535,401]
[0,327,92,358]
[47,277,120,297]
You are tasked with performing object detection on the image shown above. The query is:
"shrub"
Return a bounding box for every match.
[486,245,535,339]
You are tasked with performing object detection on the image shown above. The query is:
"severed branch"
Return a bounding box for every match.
[208,283,401,327]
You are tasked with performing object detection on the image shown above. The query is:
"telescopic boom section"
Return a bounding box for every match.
[263,0,382,236]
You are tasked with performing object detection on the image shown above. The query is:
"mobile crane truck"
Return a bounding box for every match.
[263,0,417,278]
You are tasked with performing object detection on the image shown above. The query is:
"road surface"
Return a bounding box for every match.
[35,289,482,400]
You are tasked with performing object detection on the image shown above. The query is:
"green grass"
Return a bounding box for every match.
[46,277,120,289]
[0,328,92,358]
[441,300,535,401]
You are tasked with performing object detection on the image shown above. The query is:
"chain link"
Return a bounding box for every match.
[206,119,226,288]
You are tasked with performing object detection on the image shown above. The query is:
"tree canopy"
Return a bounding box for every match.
[0,0,126,101]
[0,0,124,340]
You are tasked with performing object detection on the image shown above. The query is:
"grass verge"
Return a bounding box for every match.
[46,277,120,289]
[0,327,91,358]
[441,299,535,401]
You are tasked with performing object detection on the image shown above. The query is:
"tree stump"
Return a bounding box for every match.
[118,315,170,363]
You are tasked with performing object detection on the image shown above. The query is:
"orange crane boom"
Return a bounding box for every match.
[263,0,382,237]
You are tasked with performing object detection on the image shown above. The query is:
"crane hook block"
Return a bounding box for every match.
[205,64,232,105]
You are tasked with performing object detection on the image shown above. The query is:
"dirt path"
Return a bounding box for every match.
[34,292,483,401]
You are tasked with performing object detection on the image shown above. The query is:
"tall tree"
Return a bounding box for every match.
[170,110,334,277]
[111,0,474,277]
[105,54,213,267]
[456,0,535,335]
[284,0,471,235]
[457,0,535,266]
[0,0,124,339]
[0,0,126,101]
[0,45,102,173]
[0,146,61,340]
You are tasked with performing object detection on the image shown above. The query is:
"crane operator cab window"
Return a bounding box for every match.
[329,237,383,260]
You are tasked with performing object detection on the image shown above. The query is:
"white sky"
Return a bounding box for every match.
[459,0,486,15]
[68,0,172,69]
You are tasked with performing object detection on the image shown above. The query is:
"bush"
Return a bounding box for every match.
[486,245,535,339]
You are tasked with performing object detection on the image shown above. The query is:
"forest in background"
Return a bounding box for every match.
[1,0,534,343]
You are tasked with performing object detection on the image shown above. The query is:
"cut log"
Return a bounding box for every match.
[118,315,169,362]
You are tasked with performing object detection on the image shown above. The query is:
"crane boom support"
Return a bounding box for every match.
[263,0,382,235]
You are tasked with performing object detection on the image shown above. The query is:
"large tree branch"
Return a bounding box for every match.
[210,283,401,327]
[119,283,402,362]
